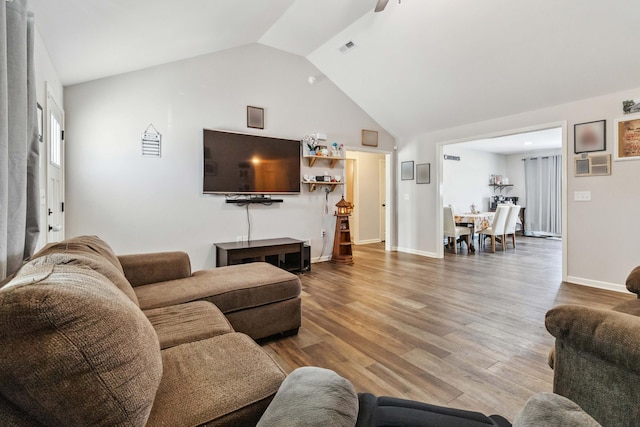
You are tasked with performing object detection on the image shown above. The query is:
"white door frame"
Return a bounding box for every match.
[435,121,568,281]
[45,85,65,243]
[344,145,394,252]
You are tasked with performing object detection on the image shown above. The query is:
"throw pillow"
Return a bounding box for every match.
[257,367,358,427]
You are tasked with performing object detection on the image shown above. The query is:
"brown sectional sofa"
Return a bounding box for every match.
[0,235,302,426]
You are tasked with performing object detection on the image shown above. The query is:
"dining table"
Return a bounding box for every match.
[454,212,495,252]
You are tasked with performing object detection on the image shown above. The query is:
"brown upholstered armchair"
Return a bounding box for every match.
[545,266,640,426]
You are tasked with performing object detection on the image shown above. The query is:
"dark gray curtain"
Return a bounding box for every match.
[0,0,39,280]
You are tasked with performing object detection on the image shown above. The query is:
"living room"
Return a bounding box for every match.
[3,0,640,425]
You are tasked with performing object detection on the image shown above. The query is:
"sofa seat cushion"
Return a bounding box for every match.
[0,263,162,426]
[135,262,301,313]
[147,332,286,426]
[144,301,234,349]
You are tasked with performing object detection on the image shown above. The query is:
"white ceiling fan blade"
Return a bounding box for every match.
[374,0,389,12]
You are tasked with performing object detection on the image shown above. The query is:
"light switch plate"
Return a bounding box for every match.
[574,191,591,201]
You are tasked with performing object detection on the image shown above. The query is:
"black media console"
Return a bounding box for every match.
[214,238,310,273]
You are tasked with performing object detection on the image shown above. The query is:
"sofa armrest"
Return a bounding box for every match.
[118,251,191,287]
[545,304,640,374]
[626,265,640,297]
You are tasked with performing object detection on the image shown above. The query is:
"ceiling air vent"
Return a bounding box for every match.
[339,41,356,54]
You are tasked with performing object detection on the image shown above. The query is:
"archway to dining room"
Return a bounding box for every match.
[436,122,568,281]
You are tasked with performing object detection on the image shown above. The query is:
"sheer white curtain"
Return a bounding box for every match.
[524,155,562,236]
[0,0,40,280]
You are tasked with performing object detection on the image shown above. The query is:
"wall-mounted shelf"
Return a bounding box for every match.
[304,155,344,168]
[303,181,344,192]
[489,184,513,193]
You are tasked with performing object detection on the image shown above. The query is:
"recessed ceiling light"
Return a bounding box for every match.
[524,141,533,145]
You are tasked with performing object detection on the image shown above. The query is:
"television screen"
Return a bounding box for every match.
[203,129,301,194]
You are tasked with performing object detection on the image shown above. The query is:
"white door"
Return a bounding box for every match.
[46,93,65,242]
[379,159,386,242]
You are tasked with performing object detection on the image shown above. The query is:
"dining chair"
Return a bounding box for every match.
[504,205,522,249]
[443,206,471,254]
[480,205,509,253]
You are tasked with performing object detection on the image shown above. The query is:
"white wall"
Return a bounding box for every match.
[398,87,640,291]
[346,150,386,244]
[443,146,507,213]
[34,27,64,250]
[63,43,395,269]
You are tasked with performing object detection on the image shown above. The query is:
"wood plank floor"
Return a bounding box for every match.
[263,237,633,420]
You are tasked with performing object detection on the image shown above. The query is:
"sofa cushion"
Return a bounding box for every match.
[147,332,286,426]
[25,251,139,306]
[513,393,601,426]
[612,298,640,317]
[118,251,192,287]
[135,262,301,312]
[257,367,358,427]
[0,263,162,426]
[32,235,124,272]
[144,301,234,349]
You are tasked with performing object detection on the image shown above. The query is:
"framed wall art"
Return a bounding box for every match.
[614,113,640,161]
[247,106,264,129]
[362,129,378,147]
[401,161,414,180]
[416,163,430,184]
[574,120,605,154]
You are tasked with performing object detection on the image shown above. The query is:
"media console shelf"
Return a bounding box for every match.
[304,155,344,168]
[214,237,309,273]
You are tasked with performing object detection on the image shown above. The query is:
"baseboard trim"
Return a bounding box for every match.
[396,247,438,258]
[311,255,332,264]
[355,239,382,245]
[565,276,627,294]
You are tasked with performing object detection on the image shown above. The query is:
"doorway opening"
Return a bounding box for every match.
[437,122,568,280]
[345,149,392,250]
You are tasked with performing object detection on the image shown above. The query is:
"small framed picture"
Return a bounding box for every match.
[574,120,605,154]
[247,106,264,129]
[362,129,378,147]
[401,161,414,180]
[614,113,640,161]
[416,163,430,184]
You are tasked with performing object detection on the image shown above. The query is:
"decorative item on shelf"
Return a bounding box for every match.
[331,142,344,157]
[302,134,318,155]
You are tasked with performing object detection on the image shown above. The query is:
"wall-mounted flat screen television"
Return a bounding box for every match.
[203,129,301,194]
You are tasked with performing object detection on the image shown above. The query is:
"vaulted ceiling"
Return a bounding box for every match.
[30,0,640,140]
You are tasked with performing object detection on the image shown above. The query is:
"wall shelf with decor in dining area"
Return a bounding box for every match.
[489,184,513,192]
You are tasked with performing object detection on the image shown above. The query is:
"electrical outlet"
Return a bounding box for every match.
[321,229,326,237]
